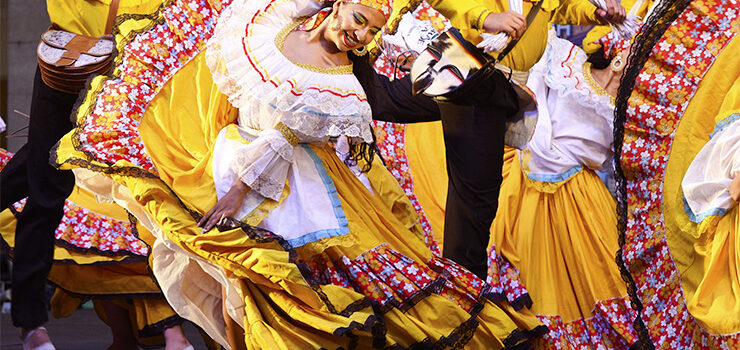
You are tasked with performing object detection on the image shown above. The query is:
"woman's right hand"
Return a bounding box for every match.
[482,11,526,40]
[198,181,250,233]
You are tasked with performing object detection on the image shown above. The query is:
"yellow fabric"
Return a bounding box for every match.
[405,122,448,248]
[47,0,162,37]
[66,185,135,224]
[430,0,598,71]
[53,45,545,348]
[91,298,178,348]
[345,0,392,19]
[581,0,655,54]
[48,261,162,296]
[373,0,598,71]
[139,52,237,215]
[662,35,740,335]
[363,151,424,231]
[489,150,628,322]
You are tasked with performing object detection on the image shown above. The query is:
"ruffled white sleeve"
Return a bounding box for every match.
[207,0,374,202]
[227,125,299,201]
[683,116,740,218]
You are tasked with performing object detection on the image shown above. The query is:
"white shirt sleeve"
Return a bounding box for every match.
[683,118,740,218]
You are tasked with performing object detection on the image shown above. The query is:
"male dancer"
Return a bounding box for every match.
[370,0,626,279]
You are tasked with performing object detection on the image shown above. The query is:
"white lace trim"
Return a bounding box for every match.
[205,0,374,143]
[241,170,287,201]
[538,36,614,120]
[264,130,295,161]
[230,129,294,201]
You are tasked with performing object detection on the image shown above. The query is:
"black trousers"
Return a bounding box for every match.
[367,70,518,280]
[437,101,506,279]
[437,70,517,280]
[1,67,76,328]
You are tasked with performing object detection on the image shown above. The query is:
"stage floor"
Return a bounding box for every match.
[1,305,213,350]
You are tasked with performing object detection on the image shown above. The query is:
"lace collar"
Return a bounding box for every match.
[205,0,374,142]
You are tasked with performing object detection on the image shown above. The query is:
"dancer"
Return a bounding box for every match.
[0,1,160,349]
[373,0,627,280]
[615,0,740,346]
[0,148,198,350]
[486,31,637,348]
[53,0,544,348]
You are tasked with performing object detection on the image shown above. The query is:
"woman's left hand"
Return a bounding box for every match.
[198,181,250,233]
[730,175,740,202]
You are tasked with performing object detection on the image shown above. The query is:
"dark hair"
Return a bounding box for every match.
[587,46,611,70]
[344,50,384,173]
[611,0,693,348]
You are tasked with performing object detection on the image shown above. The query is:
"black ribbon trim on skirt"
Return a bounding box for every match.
[138,314,186,339]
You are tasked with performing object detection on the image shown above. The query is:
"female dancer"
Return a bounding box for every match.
[486,31,637,348]
[53,0,543,348]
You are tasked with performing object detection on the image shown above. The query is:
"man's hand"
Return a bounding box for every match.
[595,0,627,23]
[198,180,250,233]
[482,11,526,40]
[730,175,740,202]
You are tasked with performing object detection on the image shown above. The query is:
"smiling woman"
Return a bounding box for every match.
[276,1,385,72]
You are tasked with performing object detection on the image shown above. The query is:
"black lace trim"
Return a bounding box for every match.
[137,314,186,338]
[302,265,542,349]
[55,239,147,262]
[482,290,533,311]
[612,0,693,349]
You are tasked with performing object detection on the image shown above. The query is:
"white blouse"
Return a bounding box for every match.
[523,34,616,183]
[205,0,374,247]
[682,114,740,221]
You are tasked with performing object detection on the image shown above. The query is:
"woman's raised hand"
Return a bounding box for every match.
[198,180,250,233]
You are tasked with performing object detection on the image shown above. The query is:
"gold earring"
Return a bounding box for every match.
[353,46,368,56]
[610,56,624,72]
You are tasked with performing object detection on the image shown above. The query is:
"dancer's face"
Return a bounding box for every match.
[326,2,386,52]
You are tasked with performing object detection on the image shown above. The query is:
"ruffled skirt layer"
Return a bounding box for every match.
[487,149,637,348]
[48,0,550,345]
[0,149,181,347]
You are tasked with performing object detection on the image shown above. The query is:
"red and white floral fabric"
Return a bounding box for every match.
[619,0,740,347]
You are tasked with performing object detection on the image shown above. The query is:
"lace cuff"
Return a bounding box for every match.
[230,127,297,200]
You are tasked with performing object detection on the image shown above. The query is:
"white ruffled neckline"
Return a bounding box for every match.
[205,0,374,142]
[539,36,614,120]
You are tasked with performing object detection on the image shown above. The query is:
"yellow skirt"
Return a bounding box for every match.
[489,150,636,348]
[0,150,182,348]
[680,207,740,334]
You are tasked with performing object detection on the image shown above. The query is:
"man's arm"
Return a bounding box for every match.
[365,74,442,124]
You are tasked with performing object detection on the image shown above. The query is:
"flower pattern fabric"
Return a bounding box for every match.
[619,0,740,347]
